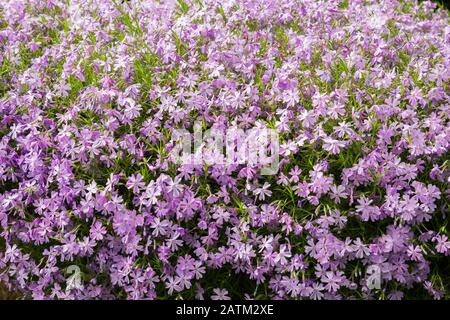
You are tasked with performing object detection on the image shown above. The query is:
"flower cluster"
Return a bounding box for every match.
[0,0,449,300]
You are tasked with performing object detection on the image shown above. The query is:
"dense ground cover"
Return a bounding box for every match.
[0,0,449,300]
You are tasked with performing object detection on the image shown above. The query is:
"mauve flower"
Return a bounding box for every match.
[211,288,231,300]
[0,0,448,301]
